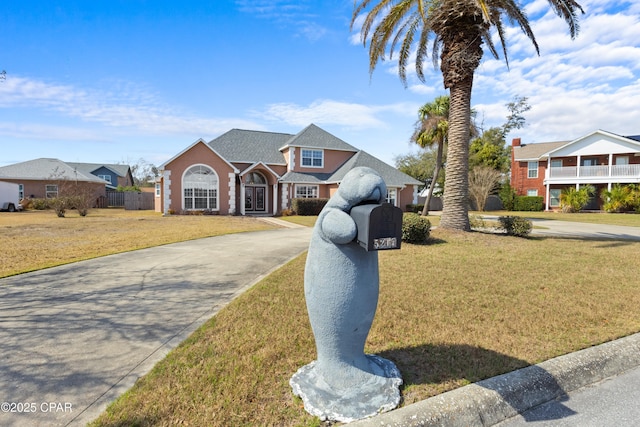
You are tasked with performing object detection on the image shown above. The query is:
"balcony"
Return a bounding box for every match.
[547,164,640,182]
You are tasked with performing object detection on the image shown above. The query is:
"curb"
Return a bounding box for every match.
[257,217,307,228]
[350,332,640,427]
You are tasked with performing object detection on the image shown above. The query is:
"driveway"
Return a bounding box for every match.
[527,218,640,241]
[0,226,312,427]
[477,215,640,241]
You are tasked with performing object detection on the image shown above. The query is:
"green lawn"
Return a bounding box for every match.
[91,215,640,427]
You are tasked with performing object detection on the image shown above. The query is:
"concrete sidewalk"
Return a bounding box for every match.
[0,226,312,427]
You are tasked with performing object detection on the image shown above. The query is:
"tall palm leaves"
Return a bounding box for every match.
[411,96,449,216]
[352,0,584,231]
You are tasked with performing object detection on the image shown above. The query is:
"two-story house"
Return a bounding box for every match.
[511,130,640,210]
[67,162,135,191]
[158,124,422,215]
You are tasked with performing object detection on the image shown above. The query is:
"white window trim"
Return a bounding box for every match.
[528,161,538,179]
[98,174,112,184]
[301,149,324,168]
[181,164,219,211]
[294,184,319,198]
[386,188,398,206]
[45,184,58,198]
[549,189,561,207]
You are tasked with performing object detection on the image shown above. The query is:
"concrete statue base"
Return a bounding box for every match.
[290,354,402,423]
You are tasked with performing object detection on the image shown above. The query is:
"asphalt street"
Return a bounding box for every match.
[495,365,640,427]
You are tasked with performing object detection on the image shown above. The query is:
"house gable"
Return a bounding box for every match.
[547,130,640,158]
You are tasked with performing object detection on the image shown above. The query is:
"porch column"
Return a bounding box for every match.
[162,170,171,216]
[608,153,613,177]
[545,183,550,211]
[272,183,278,215]
[240,182,245,215]
[577,155,582,177]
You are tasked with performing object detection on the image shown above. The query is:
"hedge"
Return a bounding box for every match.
[514,196,544,211]
[291,198,329,216]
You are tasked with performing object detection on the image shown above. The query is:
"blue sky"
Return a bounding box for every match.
[1,0,639,168]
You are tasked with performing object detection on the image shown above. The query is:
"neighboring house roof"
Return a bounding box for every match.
[209,129,291,165]
[281,124,359,153]
[513,141,569,161]
[0,158,108,183]
[513,130,640,162]
[67,162,131,178]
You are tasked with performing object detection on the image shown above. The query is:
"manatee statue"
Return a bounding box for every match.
[290,166,402,422]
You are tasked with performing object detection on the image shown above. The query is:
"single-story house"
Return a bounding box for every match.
[157,124,422,215]
[0,158,133,204]
[0,158,108,202]
[510,130,640,210]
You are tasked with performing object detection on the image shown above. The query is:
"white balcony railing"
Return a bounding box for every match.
[548,164,640,179]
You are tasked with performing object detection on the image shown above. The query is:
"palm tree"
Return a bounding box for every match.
[411,96,449,216]
[352,0,583,231]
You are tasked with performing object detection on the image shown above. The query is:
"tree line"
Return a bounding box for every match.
[396,95,530,215]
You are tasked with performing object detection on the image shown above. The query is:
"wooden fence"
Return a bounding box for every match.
[124,192,154,210]
[107,191,154,210]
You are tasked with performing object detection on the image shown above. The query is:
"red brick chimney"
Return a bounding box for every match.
[512,138,521,147]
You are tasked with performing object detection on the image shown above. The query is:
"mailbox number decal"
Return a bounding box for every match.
[373,237,398,250]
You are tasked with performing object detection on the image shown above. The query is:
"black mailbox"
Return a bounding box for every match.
[350,203,403,251]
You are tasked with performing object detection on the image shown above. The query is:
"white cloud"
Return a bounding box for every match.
[0,76,263,140]
[256,99,419,130]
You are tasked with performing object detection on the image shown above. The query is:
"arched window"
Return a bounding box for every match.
[244,172,266,185]
[183,165,218,210]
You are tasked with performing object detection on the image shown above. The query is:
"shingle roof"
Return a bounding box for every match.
[279,171,334,184]
[512,141,569,161]
[208,129,291,165]
[329,151,422,187]
[0,158,107,183]
[279,150,421,188]
[67,162,131,178]
[281,124,359,152]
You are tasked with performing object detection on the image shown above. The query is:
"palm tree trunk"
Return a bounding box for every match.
[421,140,443,216]
[440,79,472,231]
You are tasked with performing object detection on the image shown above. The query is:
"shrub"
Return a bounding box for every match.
[498,216,532,237]
[30,198,50,210]
[401,213,431,244]
[601,184,635,213]
[49,197,69,218]
[514,196,544,211]
[560,185,595,213]
[469,214,486,229]
[292,198,328,216]
[498,183,517,211]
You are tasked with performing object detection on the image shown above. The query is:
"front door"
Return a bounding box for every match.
[245,186,266,213]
